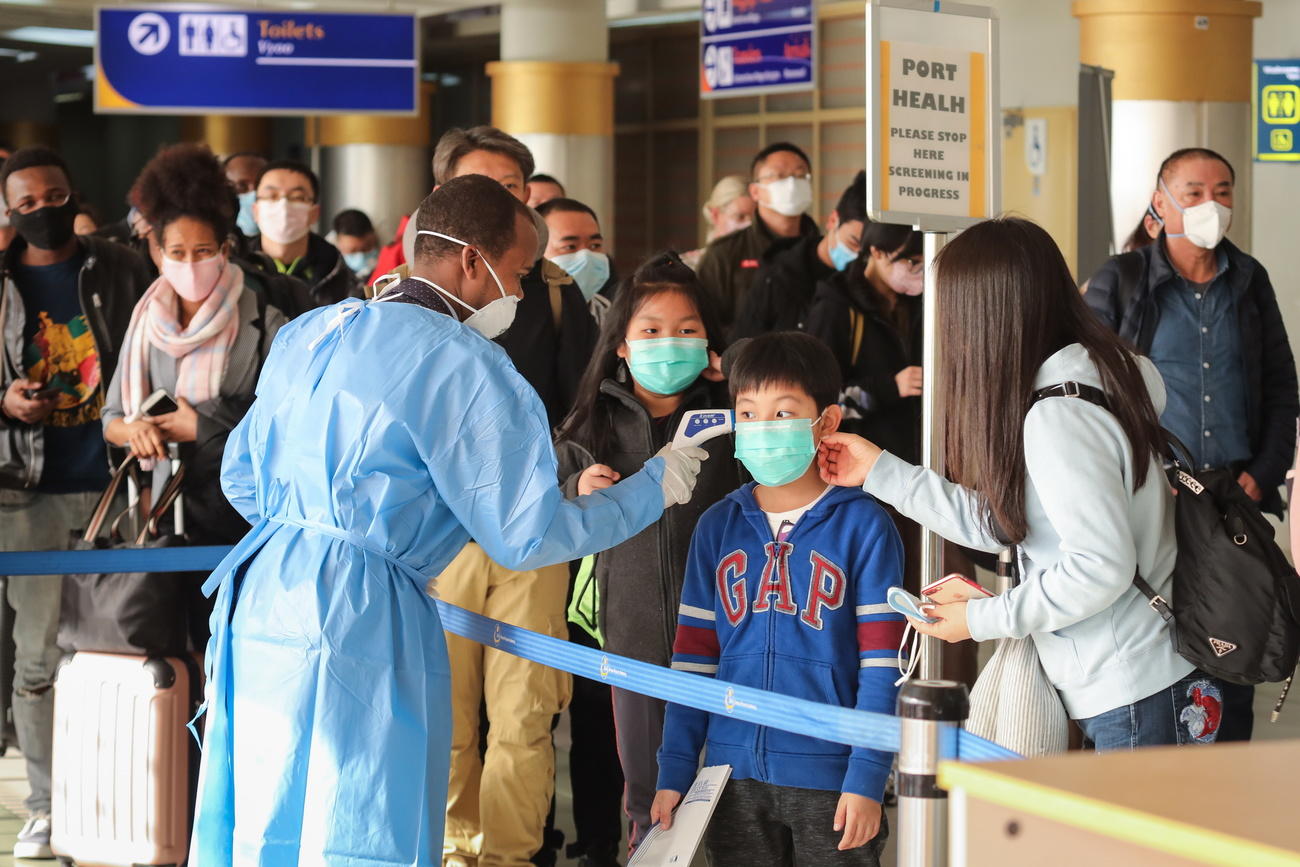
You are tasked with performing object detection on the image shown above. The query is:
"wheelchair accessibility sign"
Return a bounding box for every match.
[1254,60,1300,162]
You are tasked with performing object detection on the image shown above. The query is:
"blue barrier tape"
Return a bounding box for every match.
[0,546,230,575]
[0,546,1020,762]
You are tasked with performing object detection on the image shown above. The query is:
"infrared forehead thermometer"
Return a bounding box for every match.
[672,410,734,449]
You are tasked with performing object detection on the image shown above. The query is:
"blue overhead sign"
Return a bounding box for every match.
[95,7,418,115]
[1254,59,1300,163]
[700,0,814,99]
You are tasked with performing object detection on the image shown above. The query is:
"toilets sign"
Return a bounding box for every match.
[96,7,418,115]
[866,1,999,230]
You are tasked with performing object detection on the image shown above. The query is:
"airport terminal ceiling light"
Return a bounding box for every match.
[1,26,95,47]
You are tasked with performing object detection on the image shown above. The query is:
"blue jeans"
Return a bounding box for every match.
[1077,671,1228,751]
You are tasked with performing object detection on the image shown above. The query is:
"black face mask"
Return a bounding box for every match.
[10,199,78,251]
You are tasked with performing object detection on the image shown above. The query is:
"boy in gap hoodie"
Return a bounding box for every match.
[651,333,904,866]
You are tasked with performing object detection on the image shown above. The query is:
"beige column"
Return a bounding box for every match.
[489,0,618,245]
[304,84,435,243]
[1073,0,1262,250]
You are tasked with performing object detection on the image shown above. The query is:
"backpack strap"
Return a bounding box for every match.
[1031,379,1175,622]
[849,308,866,367]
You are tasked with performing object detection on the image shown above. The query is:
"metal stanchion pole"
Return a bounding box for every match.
[897,679,969,867]
[919,231,947,680]
[995,547,1017,596]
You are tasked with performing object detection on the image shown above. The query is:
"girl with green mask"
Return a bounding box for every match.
[554,251,740,853]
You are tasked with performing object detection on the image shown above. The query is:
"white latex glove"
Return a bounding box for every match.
[656,444,709,507]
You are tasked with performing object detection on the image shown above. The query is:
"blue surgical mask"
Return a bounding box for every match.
[550,249,610,301]
[830,241,857,271]
[236,191,259,238]
[626,337,708,396]
[343,249,378,279]
[734,413,823,487]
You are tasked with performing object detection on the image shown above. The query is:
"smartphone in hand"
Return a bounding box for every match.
[922,573,994,604]
[140,389,179,417]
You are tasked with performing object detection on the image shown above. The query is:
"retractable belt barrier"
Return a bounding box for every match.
[0,545,1019,762]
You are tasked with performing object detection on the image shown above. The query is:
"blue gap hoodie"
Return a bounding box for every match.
[656,482,905,801]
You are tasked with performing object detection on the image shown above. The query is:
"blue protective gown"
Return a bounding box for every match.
[190,298,666,865]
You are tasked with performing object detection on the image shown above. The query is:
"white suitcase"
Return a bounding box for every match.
[50,652,200,867]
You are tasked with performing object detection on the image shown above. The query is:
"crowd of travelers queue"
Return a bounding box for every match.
[0,124,1293,867]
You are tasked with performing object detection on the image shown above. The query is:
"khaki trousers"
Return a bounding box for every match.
[440,543,572,867]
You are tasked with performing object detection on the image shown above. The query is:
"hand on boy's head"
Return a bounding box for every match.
[650,789,682,830]
[834,792,882,850]
[816,432,881,487]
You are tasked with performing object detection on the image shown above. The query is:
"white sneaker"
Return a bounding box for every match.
[14,813,53,860]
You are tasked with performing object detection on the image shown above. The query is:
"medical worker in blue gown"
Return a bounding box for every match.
[190,175,709,865]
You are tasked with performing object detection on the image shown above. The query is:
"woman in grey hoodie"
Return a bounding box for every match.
[818,217,1228,750]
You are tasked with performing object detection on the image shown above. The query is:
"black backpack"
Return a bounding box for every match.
[1034,381,1300,685]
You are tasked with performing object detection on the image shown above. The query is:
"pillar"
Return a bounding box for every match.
[178,115,271,158]
[1073,0,1262,252]
[488,0,618,245]
[305,83,435,243]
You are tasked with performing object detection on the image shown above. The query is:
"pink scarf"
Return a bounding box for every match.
[121,261,244,421]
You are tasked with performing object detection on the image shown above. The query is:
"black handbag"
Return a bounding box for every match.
[59,455,198,656]
[1035,381,1300,686]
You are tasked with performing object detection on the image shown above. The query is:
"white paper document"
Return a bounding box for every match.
[628,765,732,867]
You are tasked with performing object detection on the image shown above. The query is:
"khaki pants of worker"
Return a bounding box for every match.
[441,543,573,867]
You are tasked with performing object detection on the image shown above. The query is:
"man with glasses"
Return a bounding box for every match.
[733,170,868,340]
[247,160,361,308]
[696,142,819,330]
[0,147,150,859]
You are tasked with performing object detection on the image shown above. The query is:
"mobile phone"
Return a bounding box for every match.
[140,389,179,417]
[887,586,937,623]
[22,385,57,401]
[923,573,995,604]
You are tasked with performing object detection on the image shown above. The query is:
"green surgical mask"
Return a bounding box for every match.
[626,337,708,396]
[734,413,823,487]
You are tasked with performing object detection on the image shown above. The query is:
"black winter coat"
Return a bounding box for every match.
[498,258,598,428]
[804,271,923,464]
[731,232,832,340]
[555,377,740,666]
[1086,239,1299,510]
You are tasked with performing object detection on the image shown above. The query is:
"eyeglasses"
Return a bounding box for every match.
[256,191,314,205]
[754,171,811,184]
[8,190,70,216]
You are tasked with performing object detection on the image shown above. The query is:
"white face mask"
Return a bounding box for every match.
[161,252,226,302]
[760,176,812,218]
[414,230,519,339]
[887,259,924,296]
[256,199,313,245]
[1158,179,1231,250]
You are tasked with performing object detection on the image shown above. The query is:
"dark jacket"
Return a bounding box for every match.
[497,258,598,428]
[1086,239,1299,508]
[249,232,362,310]
[697,214,820,329]
[804,271,923,464]
[102,278,285,543]
[0,235,151,489]
[555,377,741,666]
[732,232,830,340]
[235,254,312,320]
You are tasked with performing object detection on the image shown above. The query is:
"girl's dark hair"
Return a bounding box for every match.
[1123,210,1158,253]
[936,217,1165,544]
[131,143,234,244]
[861,221,922,260]
[728,332,841,412]
[556,250,726,457]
